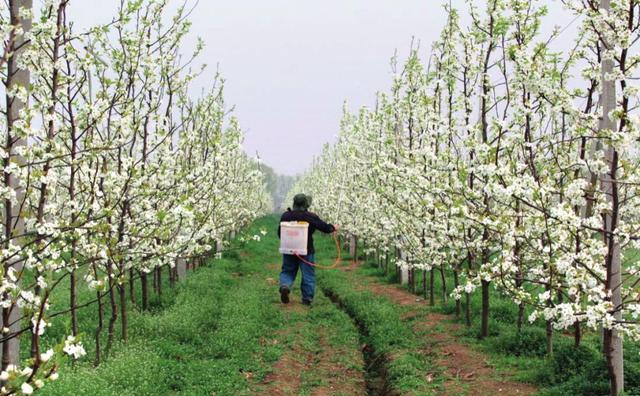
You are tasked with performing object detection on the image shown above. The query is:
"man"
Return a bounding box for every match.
[277,193,336,306]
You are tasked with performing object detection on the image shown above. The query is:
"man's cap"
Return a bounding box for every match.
[292,193,312,211]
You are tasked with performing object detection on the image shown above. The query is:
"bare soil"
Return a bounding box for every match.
[257,280,365,396]
[368,282,537,396]
[260,349,306,395]
[265,263,280,271]
[259,332,365,395]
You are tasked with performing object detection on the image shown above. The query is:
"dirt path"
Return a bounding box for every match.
[367,281,537,396]
[260,257,535,395]
[257,279,366,396]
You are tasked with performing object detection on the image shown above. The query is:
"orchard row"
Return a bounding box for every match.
[290,1,640,394]
[0,1,270,394]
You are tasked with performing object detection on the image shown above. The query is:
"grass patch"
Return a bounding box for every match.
[349,244,640,396]
[46,216,287,395]
[318,269,436,394]
[40,214,640,395]
[46,215,368,395]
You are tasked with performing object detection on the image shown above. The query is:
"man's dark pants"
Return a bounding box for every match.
[279,253,316,302]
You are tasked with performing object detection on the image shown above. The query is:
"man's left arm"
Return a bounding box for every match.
[310,214,335,234]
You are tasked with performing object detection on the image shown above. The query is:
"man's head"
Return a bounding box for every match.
[292,193,312,211]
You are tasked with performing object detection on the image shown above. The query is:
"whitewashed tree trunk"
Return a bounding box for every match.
[216,239,224,254]
[175,257,187,280]
[349,235,357,258]
[1,0,32,369]
[400,267,409,285]
[599,0,623,393]
[398,250,409,285]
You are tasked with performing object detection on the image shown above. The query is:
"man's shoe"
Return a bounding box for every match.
[302,299,312,306]
[279,287,290,304]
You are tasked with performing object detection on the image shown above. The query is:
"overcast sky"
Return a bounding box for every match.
[69,0,573,176]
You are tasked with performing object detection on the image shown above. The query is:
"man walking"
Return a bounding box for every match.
[277,193,336,306]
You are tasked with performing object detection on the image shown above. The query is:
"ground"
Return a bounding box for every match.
[44,215,549,395]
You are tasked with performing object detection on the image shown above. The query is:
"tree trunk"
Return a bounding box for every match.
[1,0,32,370]
[480,231,491,339]
[141,272,148,311]
[153,267,158,292]
[480,280,490,339]
[129,269,135,304]
[429,269,435,306]
[514,210,524,333]
[156,267,162,296]
[176,258,187,281]
[94,290,104,366]
[599,0,624,393]
[107,272,118,352]
[453,268,461,318]
[439,267,447,303]
[546,321,553,355]
[423,269,427,300]
[364,245,368,265]
[465,252,473,327]
[119,284,127,341]
[70,270,78,336]
[384,252,389,276]
[410,268,415,293]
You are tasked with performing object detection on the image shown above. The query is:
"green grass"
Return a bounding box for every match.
[319,272,437,394]
[45,215,366,395]
[45,216,285,395]
[255,290,365,395]
[316,269,437,394]
[350,246,640,396]
[38,215,640,395]
[47,261,283,394]
[309,228,442,393]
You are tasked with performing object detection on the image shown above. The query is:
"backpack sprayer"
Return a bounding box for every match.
[279,221,342,269]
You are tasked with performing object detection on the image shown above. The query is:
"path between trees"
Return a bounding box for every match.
[256,273,366,396]
[259,258,536,395]
[365,280,537,395]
